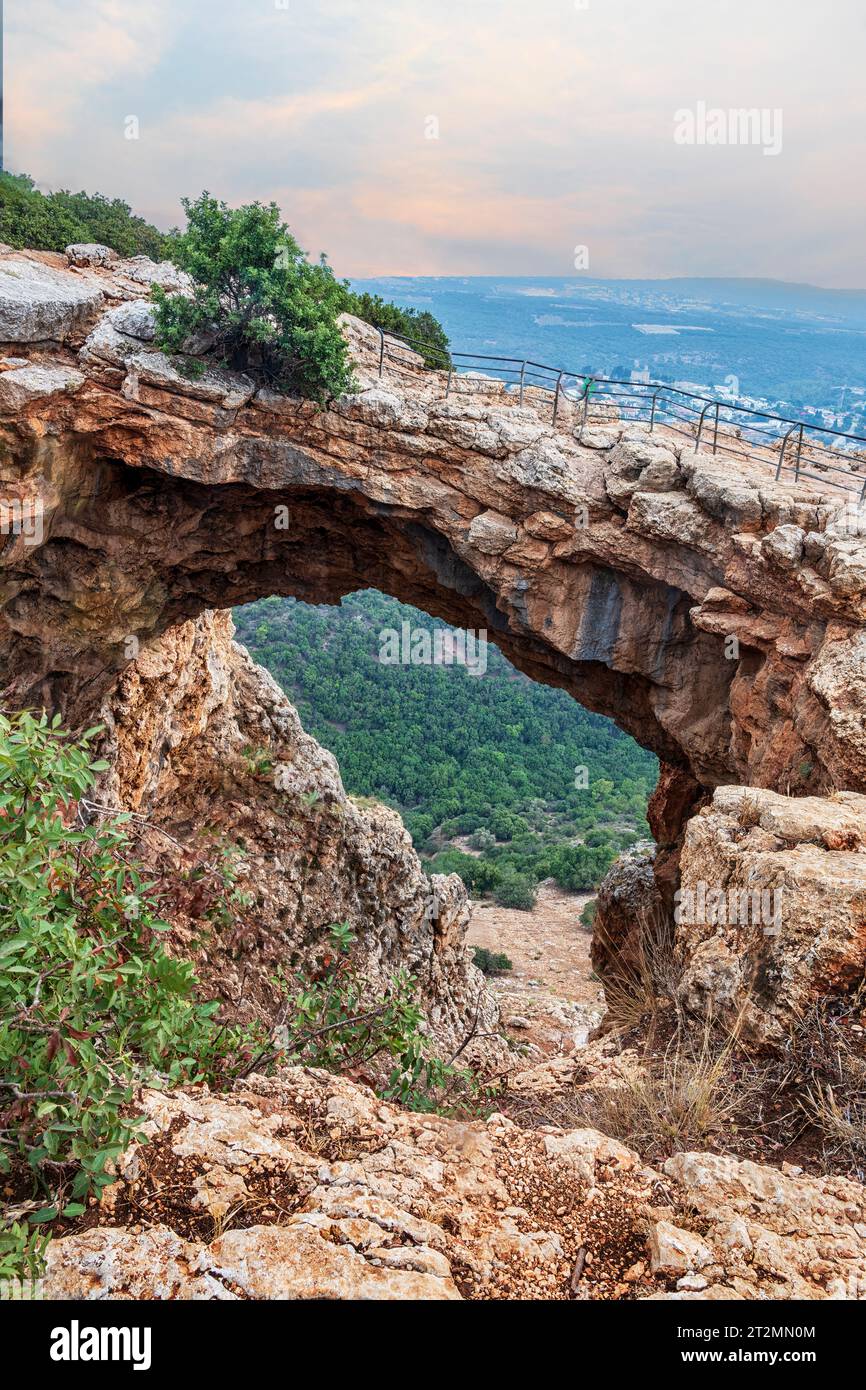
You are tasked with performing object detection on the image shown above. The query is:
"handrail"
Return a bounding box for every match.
[374,327,866,498]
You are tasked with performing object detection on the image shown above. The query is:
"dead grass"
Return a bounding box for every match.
[738,791,764,829]
[593,902,681,1038]
[790,999,866,1179]
[567,1017,762,1162]
[803,1083,866,1176]
[513,895,866,1180]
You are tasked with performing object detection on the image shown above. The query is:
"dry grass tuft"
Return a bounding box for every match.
[790,1000,866,1179]
[594,902,681,1038]
[803,1082,866,1175]
[567,1017,760,1162]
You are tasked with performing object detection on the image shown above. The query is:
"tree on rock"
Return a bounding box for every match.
[153,192,354,403]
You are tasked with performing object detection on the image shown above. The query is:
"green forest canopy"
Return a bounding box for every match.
[234,592,657,909]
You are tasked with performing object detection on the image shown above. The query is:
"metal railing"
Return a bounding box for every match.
[375,328,866,502]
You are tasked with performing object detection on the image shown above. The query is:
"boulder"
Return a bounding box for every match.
[675,786,866,1042]
[0,256,104,342]
[116,256,191,292]
[65,243,119,269]
[0,364,85,411]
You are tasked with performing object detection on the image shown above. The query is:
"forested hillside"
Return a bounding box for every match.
[234,593,656,908]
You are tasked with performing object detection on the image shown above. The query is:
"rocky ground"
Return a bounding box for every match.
[43,1065,866,1301]
[38,874,866,1301]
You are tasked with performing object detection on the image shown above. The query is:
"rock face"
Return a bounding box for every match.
[0,250,864,808]
[675,786,866,1042]
[590,847,663,988]
[43,1066,866,1301]
[97,609,498,1055]
[0,254,105,342]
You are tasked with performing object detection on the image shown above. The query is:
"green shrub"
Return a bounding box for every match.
[580,898,597,932]
[468,828,496,852]
[426,848,501,895]
[0,172,170,257]
[154,192,354,403]
[0,711,256,1244]
[45,189,170,260]
[342,291,451,369]
[269,923,475,1113]
[548,842,615,893]
[493,873,537,910]
[472,946,513,975]
[0,1220,49,1290]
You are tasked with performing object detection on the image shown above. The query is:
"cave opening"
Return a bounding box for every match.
[232,586,659,922]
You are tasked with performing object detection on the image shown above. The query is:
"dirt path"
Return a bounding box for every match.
[467,880,605,1059]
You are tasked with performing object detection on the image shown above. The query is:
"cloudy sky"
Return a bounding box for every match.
[8,0,866,285]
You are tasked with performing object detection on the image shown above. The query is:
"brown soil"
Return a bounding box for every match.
[467,880,605,1058]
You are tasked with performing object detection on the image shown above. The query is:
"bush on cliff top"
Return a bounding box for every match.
[342,290,451,370]
[153,192,355,403]
[0,172,171,259]
[154,191,451,399]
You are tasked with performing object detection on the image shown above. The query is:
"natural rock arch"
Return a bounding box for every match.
[3,248,866,1042]
[3,253,864,800]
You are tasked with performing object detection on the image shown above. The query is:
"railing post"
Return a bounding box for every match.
[378,328,385,378]
[581,378,592,433]
[695,401,712,453]
[794,423,804,481]
[649,388,660,432]
[712,402,720,455]
[775,424,799,480]
[519,360,527,406]
[552,371,564,427]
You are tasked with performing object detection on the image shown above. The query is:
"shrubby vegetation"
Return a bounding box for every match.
[0,172,170,258]
[269,923,479,1113]
[153,194,451,399]
[342,290,451,369]
[234,592,656,905]
[0,711,262,1274]
[472,947,513,975]
[153,193,356,403]
[0,712,488,1279]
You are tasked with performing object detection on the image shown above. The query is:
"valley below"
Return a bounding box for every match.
[468,883,604,1058]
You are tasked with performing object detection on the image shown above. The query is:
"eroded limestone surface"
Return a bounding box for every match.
[44,1067,866,1301]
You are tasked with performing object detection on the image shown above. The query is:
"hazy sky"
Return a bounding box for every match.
[8,0,866,284]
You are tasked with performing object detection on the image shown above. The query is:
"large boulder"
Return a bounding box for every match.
[675,786,866,1042]
[0,255,105,343]
[65,243,119,269]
